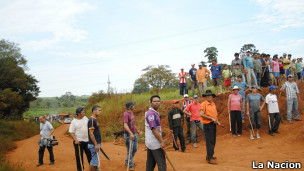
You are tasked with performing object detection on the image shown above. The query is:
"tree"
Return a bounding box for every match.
[203,46,218,63]
[132,77,150,94]
[133,65,176,94]
[0,39,40,119]
[240,44,259,54]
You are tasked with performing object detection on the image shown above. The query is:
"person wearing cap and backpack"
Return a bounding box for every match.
[183,95,205,148]
[261,86,281,136]
[200,90,221,164]
[280,75,302,124]
[196,63,210,97]
[189,64,198,96]
[182,94,193,144]
[123,101,141,170]
[179,68,188,96]
[228,86,243,137]
[69,108,92,171]
[168,100,186,152]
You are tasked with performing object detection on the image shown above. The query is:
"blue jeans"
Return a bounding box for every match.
[179,83,188,95]
[287,98,299,121]
[285,69,290,78]
[190,121,205,143]
[124,133,138,167]
[254,71,261,87]
[88,143,101,167]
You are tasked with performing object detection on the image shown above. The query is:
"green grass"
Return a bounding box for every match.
[23,107,76,117]
[0,120,61,171]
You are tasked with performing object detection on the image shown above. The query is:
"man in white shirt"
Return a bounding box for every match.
[69,108,92,171]
[264,86,281,136]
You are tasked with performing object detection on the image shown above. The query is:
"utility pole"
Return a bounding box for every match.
[107,74,111,94]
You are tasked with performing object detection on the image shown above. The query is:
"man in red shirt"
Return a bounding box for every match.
[179,68,188,96]
[183,95,205,148]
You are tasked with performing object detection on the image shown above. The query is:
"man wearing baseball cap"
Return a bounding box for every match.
[196,63,210,97]
[189,64,198,96]
[281,75,302,124]
[167,100,186,152]
[261,86,281,136]
[178,68,188,96]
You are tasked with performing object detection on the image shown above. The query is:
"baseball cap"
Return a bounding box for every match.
[269,85,276,91]
[172,100,178,104]
[193,95,199,99]
[183,94,189,98]
[198,63,202,66]
[246,50,251,52]
[288,75,293,77]
[288,54,292,56]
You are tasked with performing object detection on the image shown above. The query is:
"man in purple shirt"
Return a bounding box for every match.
[123,101,141,171]
[145,95,166,171]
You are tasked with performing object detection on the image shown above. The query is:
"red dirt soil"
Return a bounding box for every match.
[6,83,304,171]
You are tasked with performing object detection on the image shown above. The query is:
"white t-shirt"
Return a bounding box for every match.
[69,116,89,142]
[265,93,279,113]
[40,121,53,139]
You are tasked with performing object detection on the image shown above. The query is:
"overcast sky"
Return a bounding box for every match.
[1,0,303,97]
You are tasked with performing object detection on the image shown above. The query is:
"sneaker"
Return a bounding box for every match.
[250,134,254,140]
[208,158,217,164]
[129,166,135,171]
[36,163,43,167]
[237,134,242,137]
[193,143,197,148]
[256,133,260,139]
[232,134,236,137]
[49,162,54,165]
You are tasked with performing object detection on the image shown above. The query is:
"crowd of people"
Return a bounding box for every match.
[36,50,303,171]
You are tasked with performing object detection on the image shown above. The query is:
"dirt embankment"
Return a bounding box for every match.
[6,82,304,171]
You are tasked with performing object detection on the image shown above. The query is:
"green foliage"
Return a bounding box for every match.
[0,39,40,119]
[203,46,218,63]
[240,44,259,54]
[132,65,178,94]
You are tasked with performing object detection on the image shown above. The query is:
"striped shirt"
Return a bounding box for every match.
[282,81,299,99]
[179,72,188,83]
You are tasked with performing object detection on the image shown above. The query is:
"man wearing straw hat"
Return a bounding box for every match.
[88,105,102,171]
[228,86,243,137]
[69,108,91,171]
[200,90,220,164]
[123,101,141,171]
[246,86,265,140]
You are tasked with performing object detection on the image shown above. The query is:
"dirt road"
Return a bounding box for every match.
[7,117,304,171]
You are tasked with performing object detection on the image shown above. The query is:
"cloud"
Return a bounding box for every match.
[0,0,96,50]
[254,0,304,30]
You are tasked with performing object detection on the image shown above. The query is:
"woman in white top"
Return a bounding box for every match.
[69,108,92,171]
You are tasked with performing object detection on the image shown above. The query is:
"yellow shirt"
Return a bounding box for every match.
[283,58,291,69]
[196,67,210,83]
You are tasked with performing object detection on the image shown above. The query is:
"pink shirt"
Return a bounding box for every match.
[229,94,242,111]
[185,103,201,121]
[271,60,280,73]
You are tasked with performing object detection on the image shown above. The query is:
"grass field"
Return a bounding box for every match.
[23,108,76,117]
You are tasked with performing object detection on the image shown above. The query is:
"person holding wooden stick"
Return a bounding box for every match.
[246,86,265,140]
[123,101,141,171]
[200,90,220,164]
[228,86,243,137]
[145,95,167,171]
[69,108,92,171]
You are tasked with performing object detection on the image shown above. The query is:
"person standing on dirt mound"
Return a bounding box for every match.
[88,105,102,171]
[189,64,198,96]
[123,101,141,171]
[184,95,205,148]
[281,75,302,124]
[228,86,243,137]
[196,63,210,97]
[210,59,223,94]
[69,108,92,171]
[179,68,188,96]
[200,90,221,164]
[246,86,265,140]
[37,115,55,167]
[168,100,186,152]
[261,86,281,136]
[182,94,193,144]
[145,95,166,171]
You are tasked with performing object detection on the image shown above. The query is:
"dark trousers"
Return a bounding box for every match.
[203,123,216,159]
[146,148,166,171]
[268,113,281,133]
[185,117,191,140]
[261,69,269,87]
[73,141,92,171]
[172,126,186,151]
[38,145,54,164]
[231,111,242,135]
[179,83,188,95]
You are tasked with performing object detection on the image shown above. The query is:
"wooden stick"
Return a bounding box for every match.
[248,114,255,136]
[229,112,231,132]
[164,150,176,171]
[127,140,132,171]
[97,149,101,170]
[78,145,83,171]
